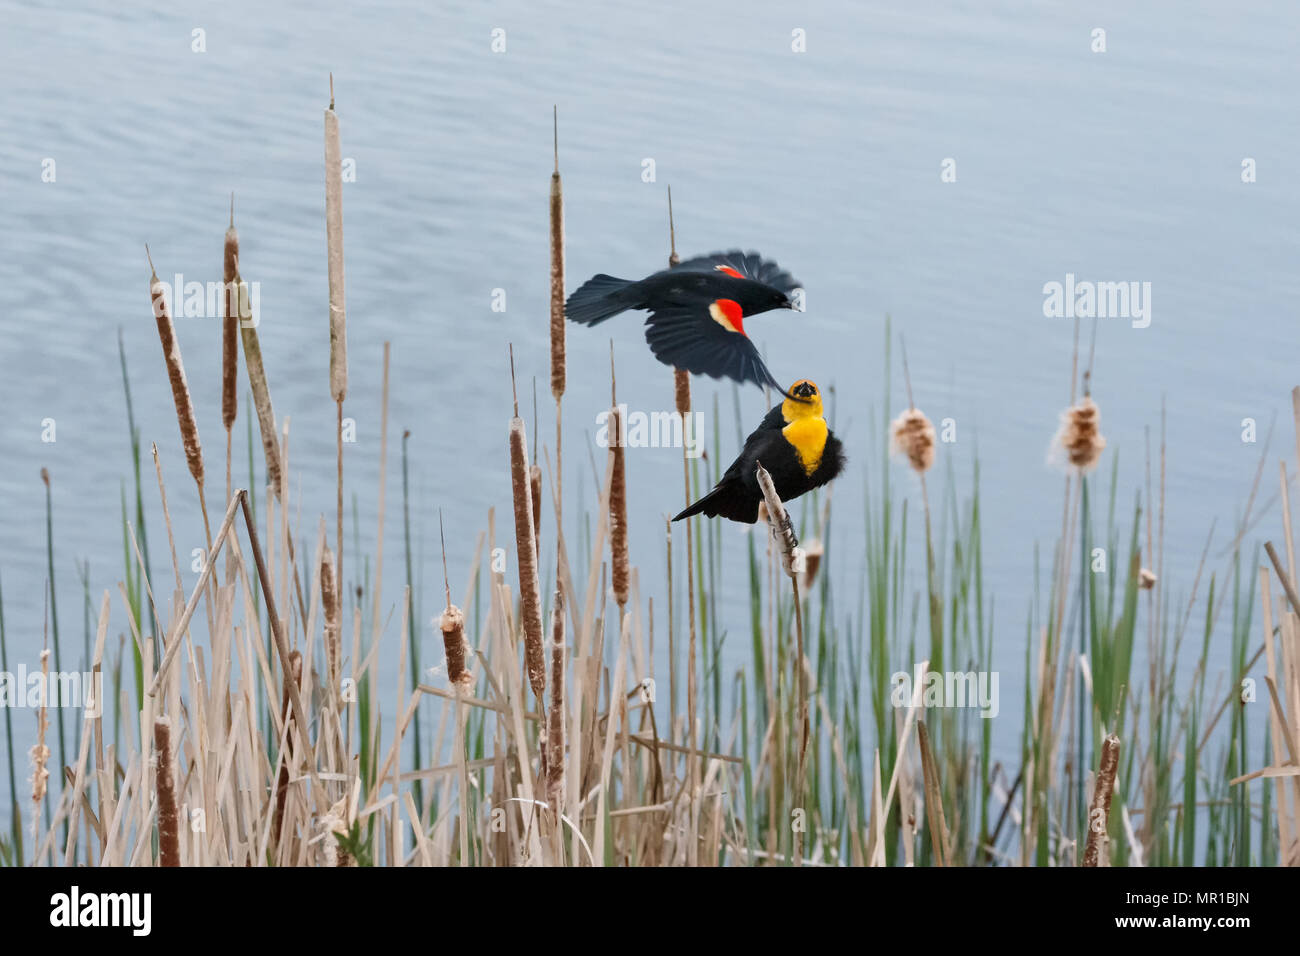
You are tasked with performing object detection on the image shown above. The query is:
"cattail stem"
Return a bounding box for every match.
[756,460,809,860]
[154,715,180,867]
[550,108,566,577]
[667,188,697,862]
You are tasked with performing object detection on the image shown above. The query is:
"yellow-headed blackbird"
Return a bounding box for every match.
[565,250,802,395]
[673,379,844,523]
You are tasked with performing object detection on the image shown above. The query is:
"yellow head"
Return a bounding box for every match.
[782,379,824,421]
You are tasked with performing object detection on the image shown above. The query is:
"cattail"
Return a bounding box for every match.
[549,107,566,401]
[800,538,825,591]
[154,715,180,867]
[673,370,691,417]
[1139,568,1157,590]
[508,349,545,700]
[511,418,546,699]
[546,591,566,812]
[272,650,303,846]
[325,76,348,404]
[222,197,239,432]
[440,605,472,687]
[148,248,204,488]
[891,408,935,474]
[238,297,282,496]
[1082,733,1121,866]
[609,405,630,608]
[1055,395,1107,472]
[321,545,340,692]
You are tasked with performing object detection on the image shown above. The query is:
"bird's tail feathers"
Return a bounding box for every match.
[672,480,759,523]
[565,274,638,326]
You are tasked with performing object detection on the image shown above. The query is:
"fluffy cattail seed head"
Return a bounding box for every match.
[1139,568,1157,590]
[891,408,935,473]
[1054,396,1107,472]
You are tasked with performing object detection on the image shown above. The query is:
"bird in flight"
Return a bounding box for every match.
[674,379,844,523]
[565,250,802,395]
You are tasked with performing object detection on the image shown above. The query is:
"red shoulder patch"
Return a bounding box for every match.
[714,264,745,279]
[708,298,745,335]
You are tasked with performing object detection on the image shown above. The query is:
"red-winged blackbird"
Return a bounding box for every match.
[565,250,801,395]
[674,379,844,523]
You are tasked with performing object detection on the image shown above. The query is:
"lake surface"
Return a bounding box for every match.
[2,0,1299,813]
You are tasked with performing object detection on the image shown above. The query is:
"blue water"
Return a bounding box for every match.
[2,0,1299,819]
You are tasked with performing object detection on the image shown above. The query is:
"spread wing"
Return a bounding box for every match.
[669,250,801,295]
[643,302,787,394]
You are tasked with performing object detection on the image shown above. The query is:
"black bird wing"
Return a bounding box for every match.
[643,303,787,394]
[670,250,802,295]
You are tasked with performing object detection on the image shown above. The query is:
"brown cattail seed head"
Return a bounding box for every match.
[325,97,348,403]
[891,408,935,473]
[510,417,546,698]
[549,168,566,400]
[610,406,630,608]
[154,715,181,867]
[674,368,691,416]
[546,590,566,812]
[222,216,240,431]
[150,263,205,487]
[240,317,282,496]
[1055,396,1107,471]
[321,545,340,689]
[440,604,472,686]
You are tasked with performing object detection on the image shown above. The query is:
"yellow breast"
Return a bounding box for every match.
[782,417,828,477]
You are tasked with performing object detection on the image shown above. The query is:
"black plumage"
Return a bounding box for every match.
[565,249,801,394]
[674,380,845,523]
